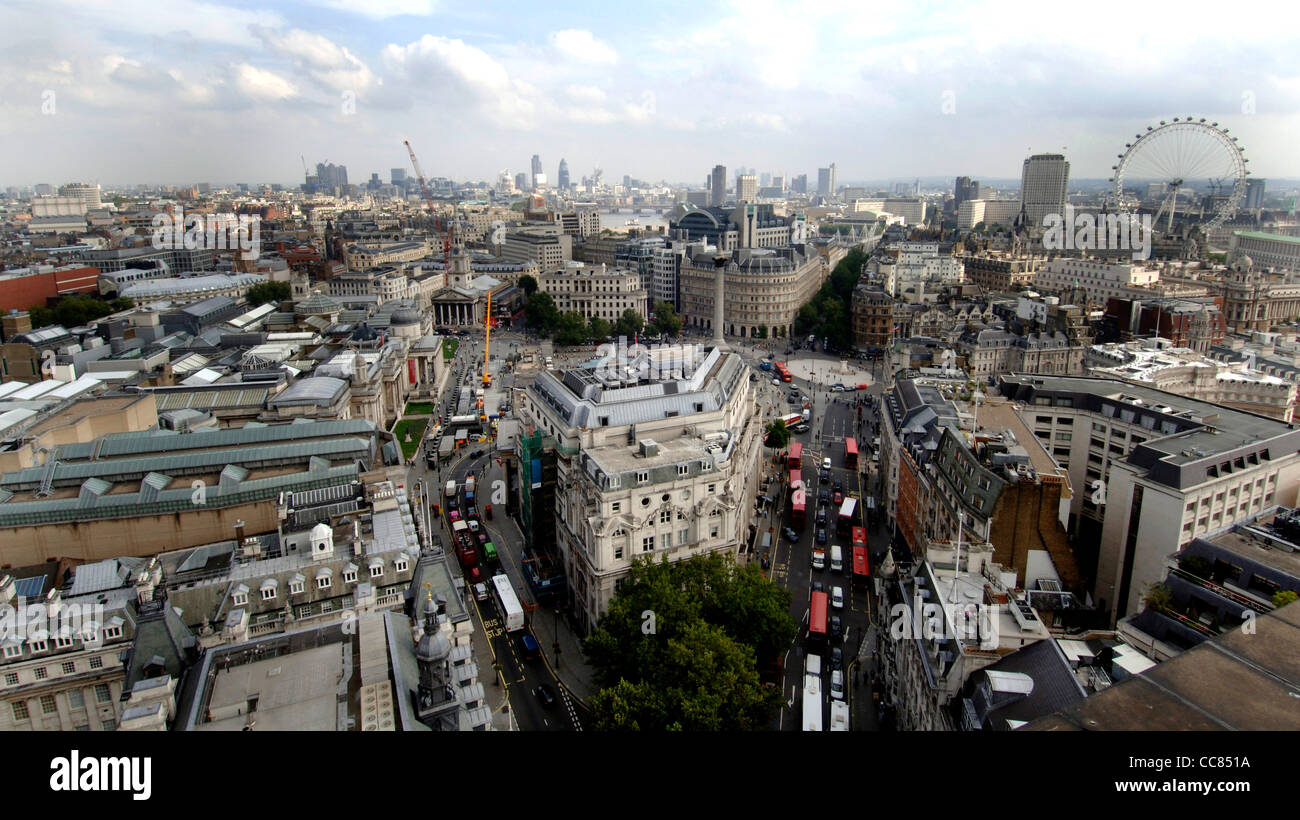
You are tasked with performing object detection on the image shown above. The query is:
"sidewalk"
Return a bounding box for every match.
[530,600,598,703]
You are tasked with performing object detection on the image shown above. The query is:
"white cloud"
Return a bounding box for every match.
[565,84,607,104]
[253,27,377,95]
[307,0,437,18]
[549,29,617,65]
[382,35,537,128]
[233,63,297,101]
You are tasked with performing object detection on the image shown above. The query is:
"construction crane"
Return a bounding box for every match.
[482,289,492,387]
[403,139,452,267]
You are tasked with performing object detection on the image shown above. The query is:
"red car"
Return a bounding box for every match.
[833,491,844,505]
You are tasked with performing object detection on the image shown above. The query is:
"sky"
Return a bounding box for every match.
[1,0,1298,189]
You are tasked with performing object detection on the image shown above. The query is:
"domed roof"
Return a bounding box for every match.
[295,289,343,316]
[1235,255,1254,271]
[416,597,451,662]
[390,307,421,325]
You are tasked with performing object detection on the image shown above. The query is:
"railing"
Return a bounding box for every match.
[1168,567,1270,614]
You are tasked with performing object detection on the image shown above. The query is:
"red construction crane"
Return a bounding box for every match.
[403,139,452,267]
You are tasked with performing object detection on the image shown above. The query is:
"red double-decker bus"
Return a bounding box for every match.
[787,442,803,472]
[851,545,870,588]
[790,468,805,526]
[773,362,793,382]
[809,590,828,645]
[844,437,858,470]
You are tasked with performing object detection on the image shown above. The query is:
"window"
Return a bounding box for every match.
[40,694,57,714]
[641,536,655,552]
[611,502,621,513]
[11,702,28,721]
[35,667,48,680]
[2,646,19,659]
[344,568,357,584]
[659,510,671,524]
[101,719,116,731]
[29,639,47,653]
[55,635,73,649]
[710,525,720,539]
[707,484,716,494]
[103,626,121,641]
[679,528,689,545]
[94,684,111,703]
[68,689,83,709]
[636,471,649,484]
[394,557,409,573]
[61,661,75,675]
[317,575,332,590]
[89,656,103,670]
[261,586,276,601]
[678,465,689,477]
[2,672,16,686]
[1055,431,1071,441]
[614,545,624,560]
[231,592,248,607]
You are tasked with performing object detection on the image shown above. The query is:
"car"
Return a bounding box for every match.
[472,582,489,602]
[831,384,844,392]
[469,449,483,458]
[816,528,828,545]
[830,615,843,641]
[833,480,843,494]
[833,491,843,505]
[812,581,825,594]
[787,395,798,405]
[816,508,827,526]
[534,683,557,708]
[820,468,830,484]
[783,527,799,542]
[830,670,845,701]
[772,378,780,386]
[831,586,845,609]
[801,395,810,403]
[823,457,832,471]
[830,647,843,671]
[819,488,830,505]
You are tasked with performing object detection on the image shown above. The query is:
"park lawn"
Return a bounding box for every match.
[443,339,459,359]
[404,401,436,416]
[393,418,429,460]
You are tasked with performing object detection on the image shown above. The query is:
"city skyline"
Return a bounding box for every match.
[2,0,1299,187]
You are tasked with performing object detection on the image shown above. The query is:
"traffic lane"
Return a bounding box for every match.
[477,597,579,731]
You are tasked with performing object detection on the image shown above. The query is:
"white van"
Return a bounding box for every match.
[805,654,821,678]
[830,545,843,573]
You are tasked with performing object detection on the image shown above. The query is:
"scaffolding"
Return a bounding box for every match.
[515,431,567,601]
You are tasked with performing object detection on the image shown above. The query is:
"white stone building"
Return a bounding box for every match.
[538,262,648,323]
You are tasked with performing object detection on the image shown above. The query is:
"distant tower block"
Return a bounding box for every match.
[713,254,728,351]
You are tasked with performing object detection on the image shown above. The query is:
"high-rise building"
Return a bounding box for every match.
[315,162,348,192]
[737,174,758,203]
[558,159,570,191]
[515,172,528,192]
[1245,178,1267,211]
[1020,153,1069,229]
[531,155,543,190]
[58,183,101,209]
[817,164,837,197]
[954,176,981,209]
[793,174,808,195]
[771,175,785,192]
[710,165,727,206]
[391,168,406,186]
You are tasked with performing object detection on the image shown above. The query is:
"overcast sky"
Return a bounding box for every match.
[1,0,1297,189]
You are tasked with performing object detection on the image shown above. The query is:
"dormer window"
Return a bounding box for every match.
[369,560,384,578]
[394,555,409,573]
[289,574,305,595]
[260,579,278,601]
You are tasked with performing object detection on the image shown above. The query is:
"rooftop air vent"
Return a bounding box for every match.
[638,439,659,458]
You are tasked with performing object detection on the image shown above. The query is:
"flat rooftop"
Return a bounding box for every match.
[196,644,344,731]
[978,399,1066,481]
[1203,510,1300,579]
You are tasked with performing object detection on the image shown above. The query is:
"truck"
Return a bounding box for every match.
[805,653,822,678]
[830,545,843,573]
[444,480,456,499]
[811,547,826,571]
[760,360,772,371]
[802,677,823,731]
[801,408,811,423]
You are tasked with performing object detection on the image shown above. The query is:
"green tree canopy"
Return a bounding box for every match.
[524,291,558,333]
[28,294,123,329]
[245,280,291,307]
[649,301,683,337]
[583,552,795,731]
[614,308,644,339]
[553,311,588,345]
[764,419,791,451]
[517,274,538,296]
[587,316,612,343]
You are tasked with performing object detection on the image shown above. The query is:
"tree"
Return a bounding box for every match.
[110,297,134,312]
[28,294,120,330]
[1177,554,1212,580]
[1273,590,1299,608]
[518,274,538,296]
[649,301,682,338]
[584,553,795,730]
[524,291,558,333]
[245,280,291,307]
[1143,583,1173,613]
[765,419,791,452]
[615,308,644,339]
[553,311,588,346]
[587,316,612,343]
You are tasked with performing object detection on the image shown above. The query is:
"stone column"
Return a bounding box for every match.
[713,254,728,351]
